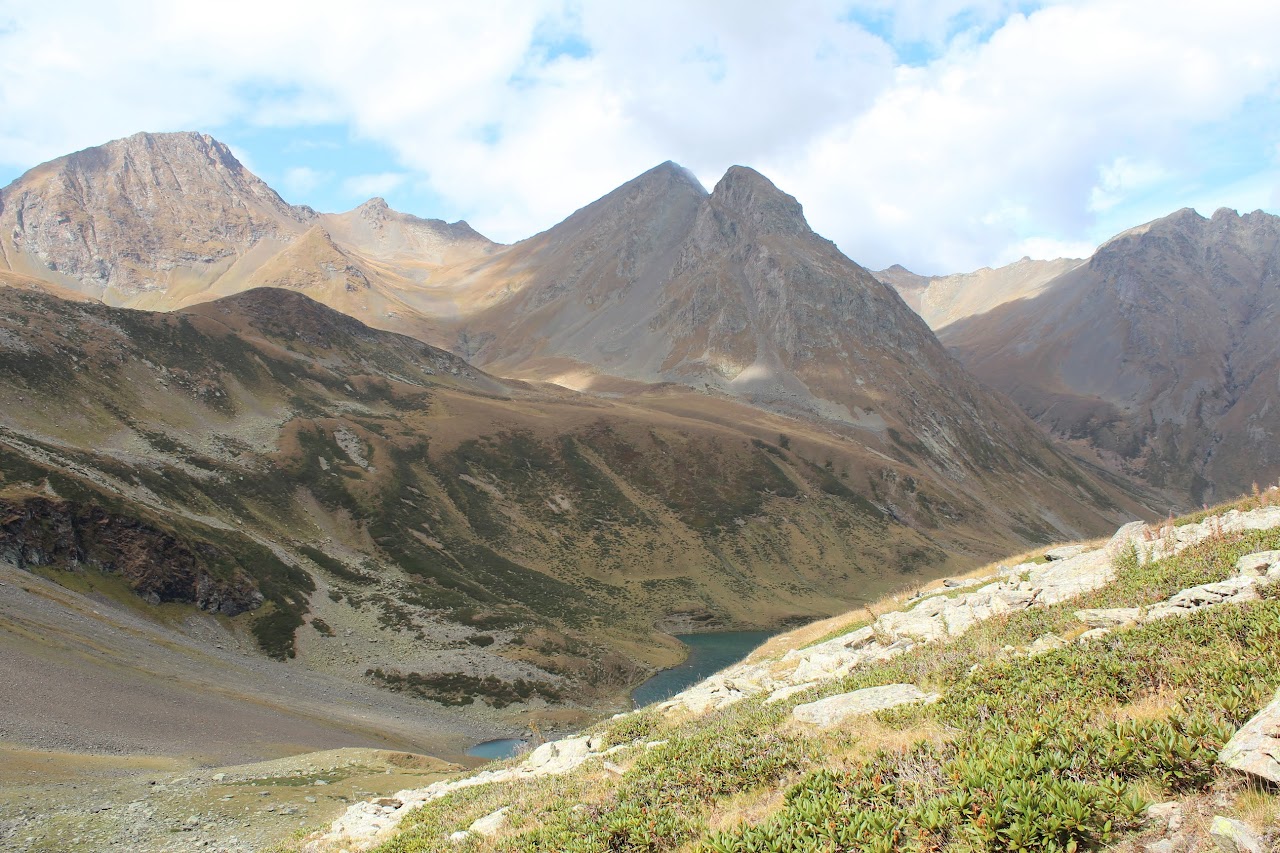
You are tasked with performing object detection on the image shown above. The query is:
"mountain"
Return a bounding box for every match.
[874,256,1085,329]
[0,131,497,319]
[0,282,1153,736]
[939,208,1280,504]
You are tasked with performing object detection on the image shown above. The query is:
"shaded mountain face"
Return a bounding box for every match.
[451,162,1108,507]
[0,284,1147,720]
[942,208,1280,504]
[875,257,1085,330]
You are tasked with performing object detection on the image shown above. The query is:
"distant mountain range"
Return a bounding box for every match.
[877,208,1280,505]
[0,131,1152,725]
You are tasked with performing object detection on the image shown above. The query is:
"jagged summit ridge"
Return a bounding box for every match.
[707,165,810,237]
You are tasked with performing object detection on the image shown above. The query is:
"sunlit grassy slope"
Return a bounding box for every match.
[362,490,1280,853]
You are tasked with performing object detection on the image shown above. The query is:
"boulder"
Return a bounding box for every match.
[523,736,594,776]
[1219,688,1280,784]
[1236,550,1280,577]
[469,807,509,837]
[1044,545,1088,561]
[792,684,938,728]
[1075,608,1141,629]
[1208,816,1263,853]
[1027,633,1068,656]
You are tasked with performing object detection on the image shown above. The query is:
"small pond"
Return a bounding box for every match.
[630,630,774,708]
[465,737,528,761]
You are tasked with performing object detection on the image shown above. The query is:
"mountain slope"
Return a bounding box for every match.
[875,256,1085,329]
[0,132,496,317]
[306,493,1280,853]
[0,284,1152,737]
[941,208,1280,504]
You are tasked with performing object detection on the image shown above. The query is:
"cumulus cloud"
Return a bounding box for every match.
[1,0,1277,272]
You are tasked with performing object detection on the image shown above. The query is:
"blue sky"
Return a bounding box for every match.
[1,0,1277,274]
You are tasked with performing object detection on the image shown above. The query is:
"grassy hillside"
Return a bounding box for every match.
[328,490,1280,853]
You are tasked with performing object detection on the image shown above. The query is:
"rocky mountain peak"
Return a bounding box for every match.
[0,130,314,300]
[708,165,810,237]
[357,196,391,213]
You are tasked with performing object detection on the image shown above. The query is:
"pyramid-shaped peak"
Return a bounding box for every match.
[709,165,809,236]
[627,160,708,196]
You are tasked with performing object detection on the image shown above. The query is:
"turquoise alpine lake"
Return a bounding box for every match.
[631,631,774,708]
[465,737,528,760]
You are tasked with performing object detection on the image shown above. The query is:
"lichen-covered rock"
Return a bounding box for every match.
[1219,688,1280,784]
[1236,550,1280,578]
[1208,815,1263,853]
[1075,608,1141,628]
[792,684,939,728]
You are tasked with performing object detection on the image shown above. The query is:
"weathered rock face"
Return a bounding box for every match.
[942,207,1280,504]
[0,132,314,302]
[1219,688,1280,785]
[0,496,264,615]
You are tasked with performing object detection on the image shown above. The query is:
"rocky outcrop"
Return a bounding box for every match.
[304,734,616,851]
[792,684,938,727]
[0,496,264,615]
[1219,688,1280,785]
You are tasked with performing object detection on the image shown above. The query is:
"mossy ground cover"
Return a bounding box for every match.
[368,512,1280,853]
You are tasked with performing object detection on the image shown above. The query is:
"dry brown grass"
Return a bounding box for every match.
[1108,690,1184,724]
[1232,785,1280,832]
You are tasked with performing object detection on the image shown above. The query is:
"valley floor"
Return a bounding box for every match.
[0,561,512,852]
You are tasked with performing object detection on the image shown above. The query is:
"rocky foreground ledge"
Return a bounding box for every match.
[304,505,1280,852]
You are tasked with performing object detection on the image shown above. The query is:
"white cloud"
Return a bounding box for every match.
[1,0,1278,272]
[1089,157,1168,213]
[282,166,330,195]
[342,172,410,200]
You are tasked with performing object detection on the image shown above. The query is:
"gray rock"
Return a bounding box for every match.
[1075,607,1141,628]
[1044,545,1088,561]
[469,807,509,837]
[1236,550,1280,577]
[523,736,593,775]
[1027,633,1068,656]
[1219,687,1280,784]
[1208,816,1263,853]
[764,682,818,705]
[792,684,939,727]
[1146,801,1182,832]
